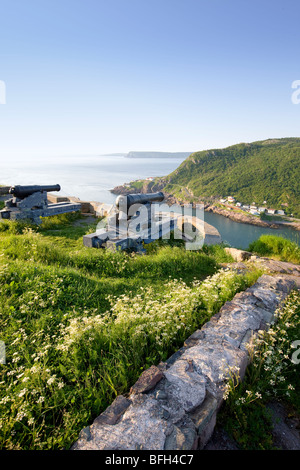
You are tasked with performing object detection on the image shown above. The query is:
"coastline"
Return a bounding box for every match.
[111,184,300,232]
[2,181,299,233]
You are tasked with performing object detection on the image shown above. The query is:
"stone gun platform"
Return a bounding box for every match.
[0,184,81,224]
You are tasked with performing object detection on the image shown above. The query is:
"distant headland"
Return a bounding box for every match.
[125,151,192,159]
[98,151,192,159]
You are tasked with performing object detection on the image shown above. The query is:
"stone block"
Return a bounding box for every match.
[190,391,218,436]
[164,359,207,413]
[130,365,164,394]
[164,420,197,450]
[224,247,252,262]
[190,390,219,449]
[184,329,203,348]
[73,394,168,450]
[182,341,249,384]
[93,395,132,426]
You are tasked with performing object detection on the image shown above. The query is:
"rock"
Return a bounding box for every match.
[72,394,168,450]
[164,419,198,450]
[224,247,252,262]
[254,259,300,276]
[184,329,203,348]
[92,395,132,426]
[182,341,249,387]
[222,262,249,273]
[165,347,186,367]
[190,391,219,449]
[164,359,207,412]
[78,426,92,442]
[200,302,263,350]
[130,365,163,394]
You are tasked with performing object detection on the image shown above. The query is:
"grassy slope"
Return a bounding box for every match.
[1,214,261,449]
[159,138,300,217]
[249,234,300,264]
[1,215,298,450]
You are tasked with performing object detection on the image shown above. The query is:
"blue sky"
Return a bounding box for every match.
[1,0,300,158]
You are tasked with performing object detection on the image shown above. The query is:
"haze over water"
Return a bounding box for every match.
[0,154,186,204]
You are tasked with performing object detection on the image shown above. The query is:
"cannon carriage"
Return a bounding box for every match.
[0,184,81,224]
[83,191,174,251]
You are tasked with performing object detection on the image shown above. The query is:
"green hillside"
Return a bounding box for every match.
[160,138,300,217]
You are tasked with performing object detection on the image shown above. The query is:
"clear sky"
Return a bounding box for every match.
[1,0,300,158]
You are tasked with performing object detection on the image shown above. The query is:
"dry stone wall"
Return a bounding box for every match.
[72,256,300,451]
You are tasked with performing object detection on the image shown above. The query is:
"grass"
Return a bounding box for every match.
[0,213,263,450]
[217,289,300,450]
[248,234,300,264]
[260,213,286,222]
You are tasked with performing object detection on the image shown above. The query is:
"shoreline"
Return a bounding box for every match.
[111,184,300,232]
[2,181,299,233]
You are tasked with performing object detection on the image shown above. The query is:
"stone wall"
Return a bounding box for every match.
[63,196,113,216]
[0,186,10,196]
[71,257,300,451]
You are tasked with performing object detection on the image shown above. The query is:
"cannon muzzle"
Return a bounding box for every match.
[116,192,164,210]
[9,184,61,199]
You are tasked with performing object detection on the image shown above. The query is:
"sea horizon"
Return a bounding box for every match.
[0,153,187,205]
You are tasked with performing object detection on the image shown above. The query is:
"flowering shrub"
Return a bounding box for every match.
[219,289,300,449]
[0,262,256,449]
[0,219,263,449]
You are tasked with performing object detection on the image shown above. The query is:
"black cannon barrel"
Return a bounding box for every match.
[9,184,61,199]
[116,192,164,210]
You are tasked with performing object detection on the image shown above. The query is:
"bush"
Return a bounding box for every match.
[248,235,300,264]
[219,290,300,449]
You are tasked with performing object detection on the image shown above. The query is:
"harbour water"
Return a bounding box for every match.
[0,153,299,249]
[203,210,299,249]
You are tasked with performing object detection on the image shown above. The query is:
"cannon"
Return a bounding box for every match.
[83,191,175,251]
[9,184,61,199]
[115,192,165,210]
[0,184,81,224]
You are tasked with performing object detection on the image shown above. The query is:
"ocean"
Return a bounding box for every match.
[0,153,299,248]
[0,154,186,204]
